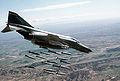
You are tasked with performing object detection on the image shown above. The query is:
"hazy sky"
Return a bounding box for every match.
[0,0,120,27]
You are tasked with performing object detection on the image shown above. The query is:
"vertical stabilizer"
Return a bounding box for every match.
[8,11,33,27]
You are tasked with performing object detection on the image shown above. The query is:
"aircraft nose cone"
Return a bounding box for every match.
[84,48,92,53]
[75,43,92,53]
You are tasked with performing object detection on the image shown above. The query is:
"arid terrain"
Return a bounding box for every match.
[0,19,120,81]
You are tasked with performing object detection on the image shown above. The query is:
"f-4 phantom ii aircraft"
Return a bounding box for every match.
[1,11,92,53]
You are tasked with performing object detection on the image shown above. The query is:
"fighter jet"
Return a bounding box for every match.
[1,11,92,53]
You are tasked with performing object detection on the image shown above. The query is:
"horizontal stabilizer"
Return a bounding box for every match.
[1,25,13,33]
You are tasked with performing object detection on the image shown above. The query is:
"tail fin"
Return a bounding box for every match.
[1,11,33,33]
[8,11,33,27]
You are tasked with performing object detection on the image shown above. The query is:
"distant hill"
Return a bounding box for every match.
[106,46,120,52]
[37,18,120,37]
